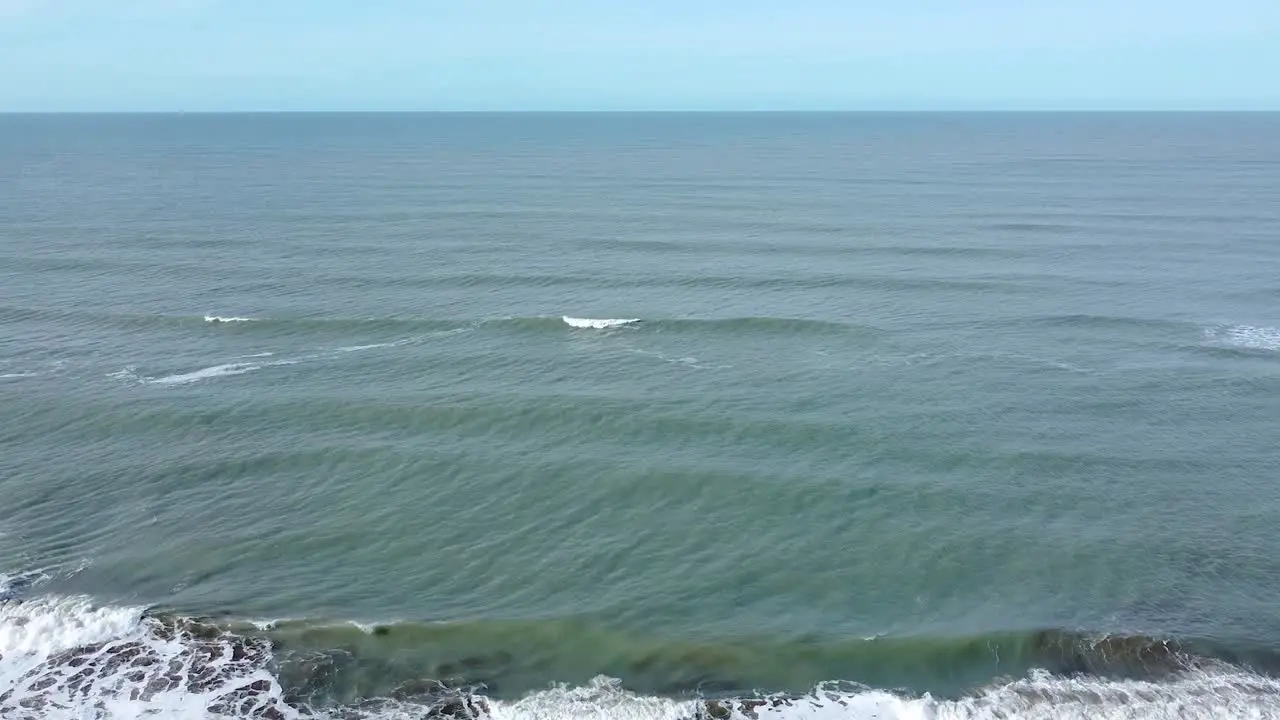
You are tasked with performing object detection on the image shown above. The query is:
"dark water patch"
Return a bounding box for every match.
[980,222,1081,234]
[322,272,588,292]
[962,312,1203,338]
[577,236,1027,260]
[1000,313,1195,333]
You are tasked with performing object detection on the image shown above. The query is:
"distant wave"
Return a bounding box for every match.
[1015,313,1193,332]
[553,315,876,336]
[204,315,257,323]
[1206,324,1280,352]
[1,306,880,340]
[562,316,641,329]
[5,589,1280,719]
[0,371,38,380]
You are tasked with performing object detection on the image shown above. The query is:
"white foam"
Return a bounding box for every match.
[1208,324,1280,352]
[0,596,143,660]
[107,365,141,382]
[0,595,299,720]
[114,326,468,390]
[0,371,36,379]
[660,670,1280,719]
[142,358,300,386]
[147,361,263,385]
[488,675,697,720]
[337,341,402,353]
[563,316,641,329]
[204,315,257,323]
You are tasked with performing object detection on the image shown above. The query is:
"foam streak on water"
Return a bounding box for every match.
[488,671,1280,719]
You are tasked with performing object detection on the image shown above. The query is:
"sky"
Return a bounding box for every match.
[1,0,1278,111]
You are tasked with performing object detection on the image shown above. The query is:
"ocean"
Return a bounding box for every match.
[1,112,1278,719]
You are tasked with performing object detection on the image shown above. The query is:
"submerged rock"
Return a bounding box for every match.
[1032,630,1188,678]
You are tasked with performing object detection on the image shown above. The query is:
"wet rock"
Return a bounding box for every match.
[701,700,732,719]
[189,621,224,641]
[697,697,806,720]
[28,676,57,691]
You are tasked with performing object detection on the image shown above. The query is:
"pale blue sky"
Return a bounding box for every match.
[1,0,1277,111]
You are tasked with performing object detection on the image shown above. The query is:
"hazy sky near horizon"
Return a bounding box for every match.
[2,0,1278,111]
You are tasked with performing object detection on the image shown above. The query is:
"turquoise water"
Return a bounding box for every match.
[2,113,1279,718]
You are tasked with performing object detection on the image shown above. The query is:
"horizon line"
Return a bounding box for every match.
[2,109,1278,115]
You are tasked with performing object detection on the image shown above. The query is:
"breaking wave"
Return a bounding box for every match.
[5,585,1280,719]
[562,316,642,329]
[205,315,258,323]
[1,305,881,339]
[1205,324,1280,352]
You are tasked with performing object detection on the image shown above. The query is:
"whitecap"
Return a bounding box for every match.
[563,316,641,329]
[204,315,256,323]
[1208,324,1280,352]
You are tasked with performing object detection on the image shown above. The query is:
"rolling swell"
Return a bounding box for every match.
[198,314,877,338]
[0,306,878,339]
[256,617,1280,698]
[6,594,1280,718]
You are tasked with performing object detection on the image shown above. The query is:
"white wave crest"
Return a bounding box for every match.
[0,596,142,662]
[563,316,641,329]
[1207,324,1280,352]
[6,596,1280,719]
[204,315,257,323]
